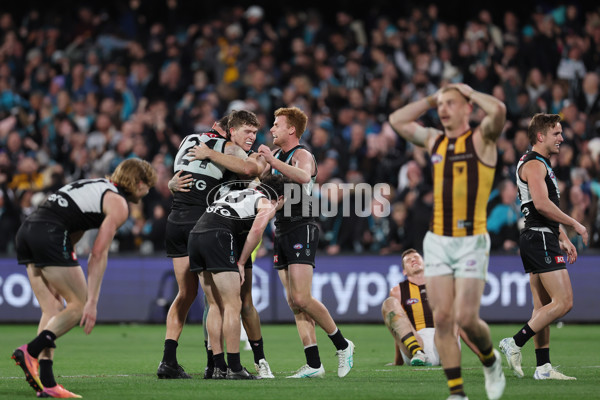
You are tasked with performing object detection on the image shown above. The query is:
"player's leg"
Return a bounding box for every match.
[12,265,67,393]
[455,276,504,400]
[34,277,63,394]
[26,265,86,398]
[278,267,322,378]
[165,256,198,340]
[529,269,573,332]
[157,256,196,378]
[241,269,274,378]
[530,271,576,380]
[381,296,428,365]
[287,263,353,377]
[212,271,256,379]
[427,274,465,397]
[200,271,227,378]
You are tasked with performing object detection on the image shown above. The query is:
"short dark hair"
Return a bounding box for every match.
[228,110,260,130]
[527,113,562,145]
[256,174,290,200]
[401,248,419,270]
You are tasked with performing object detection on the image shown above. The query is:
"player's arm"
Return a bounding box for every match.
[258,145,312,184]
[188,142,264,177]
[558,226,578,264]
[388,98,442,152]
[80,191,129,335]
[388,285,404,366]
[521,161,588,245]
[453,83,506,143]
[237,198,277,284]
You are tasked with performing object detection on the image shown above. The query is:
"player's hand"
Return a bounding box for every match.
[574,221,588,246]
[258,145,275,163]
[80,302,98,335]
[186,142,212,161]
[168,170,193,193]
[559,237,578,264]
[237,262,245,285]
[449,83,474,100]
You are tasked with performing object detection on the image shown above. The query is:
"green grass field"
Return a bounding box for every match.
[1,323,598,399]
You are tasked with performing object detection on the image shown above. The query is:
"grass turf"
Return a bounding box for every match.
[1,323,599,399]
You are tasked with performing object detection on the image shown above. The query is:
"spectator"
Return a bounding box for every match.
[487,179,521,251]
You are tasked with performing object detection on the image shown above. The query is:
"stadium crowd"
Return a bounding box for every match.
[1,2,600,256]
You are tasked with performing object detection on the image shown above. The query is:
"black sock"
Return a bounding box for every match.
[162,339,178,365]
[513,324,536,347]
[535,348,551,367]
[304,345,321,369]
[27,330,57,358]
[213,353,227,372]
[39,359,57,388]
[227,352,242,372]
[249,338,265,364]
[444,367,466,397]
[328,328,348,351]
[204,341,214,368]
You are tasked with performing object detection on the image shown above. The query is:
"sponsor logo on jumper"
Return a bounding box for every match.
[448,153,473,162]
[555,255,565,263]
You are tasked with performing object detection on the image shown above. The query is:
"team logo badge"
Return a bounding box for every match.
[293,243,303,250]
[230,256,235,264]
[544,256,551,264]
[305,249,310,256]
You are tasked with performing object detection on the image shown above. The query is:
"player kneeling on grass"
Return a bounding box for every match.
[188,174,288,379]
[382,249,481,368]
[12,159,156,398]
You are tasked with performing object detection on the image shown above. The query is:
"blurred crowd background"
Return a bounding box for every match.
[1,1,600,257]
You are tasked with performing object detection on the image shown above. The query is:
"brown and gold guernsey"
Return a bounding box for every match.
[430,129,495,237]
[399,280,434,331]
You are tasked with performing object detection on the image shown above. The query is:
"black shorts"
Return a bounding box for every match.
[165,220,196,258]
[16,220,80,267]
[273,223,319,269]
[188,230,252,273]
[519,228,566,274]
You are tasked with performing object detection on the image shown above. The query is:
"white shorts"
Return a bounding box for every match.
[423,231,490,280]
[400,327,440,366]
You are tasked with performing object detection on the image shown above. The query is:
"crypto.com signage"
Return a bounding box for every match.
[1,255,598,323]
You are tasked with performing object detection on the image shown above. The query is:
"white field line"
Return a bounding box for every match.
[3,365,600,380]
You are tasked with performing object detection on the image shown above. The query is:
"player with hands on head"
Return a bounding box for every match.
[389,82,507,400]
